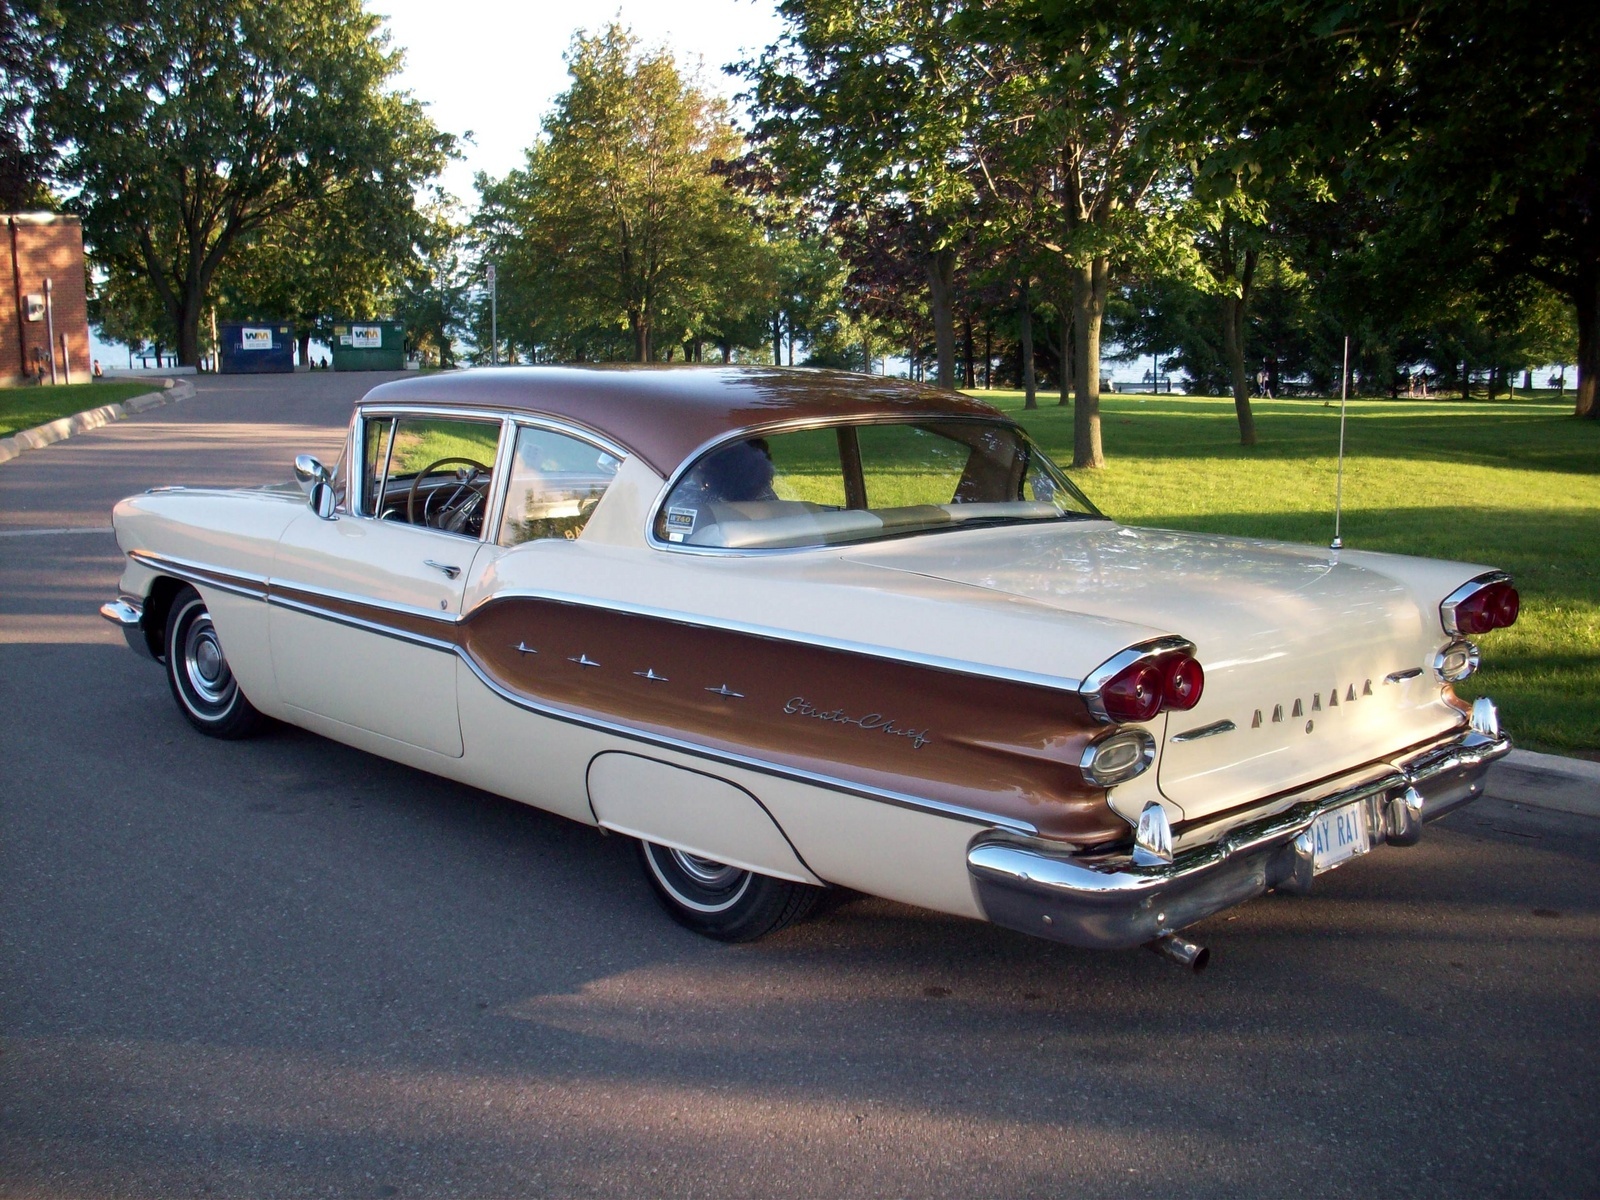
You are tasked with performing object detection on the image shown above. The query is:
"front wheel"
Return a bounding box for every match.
[164,585,265,739]
[637,840,820,942]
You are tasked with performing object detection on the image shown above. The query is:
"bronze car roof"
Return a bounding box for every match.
[360,366,1008,476]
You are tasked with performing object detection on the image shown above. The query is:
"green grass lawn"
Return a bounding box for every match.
[972,389,1600,755]
[0,380,166,438]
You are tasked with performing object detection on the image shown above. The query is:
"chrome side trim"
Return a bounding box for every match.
[1170,719,1235,743]
[125,551,1088,694]
[127,550,269,599]
[477,587,1086,694]
[1078,636,1194,723]
[265,591,458,653]
[454,649,1040,836]
[1440,570,1511,636]
[129,548,1045,833]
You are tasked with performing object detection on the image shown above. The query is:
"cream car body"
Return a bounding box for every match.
[102,367,1515,963]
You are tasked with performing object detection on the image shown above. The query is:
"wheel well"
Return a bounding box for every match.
[141,576,186,661]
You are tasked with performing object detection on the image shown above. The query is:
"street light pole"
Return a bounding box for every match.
[44,278,57,384]
[487,263,497,366]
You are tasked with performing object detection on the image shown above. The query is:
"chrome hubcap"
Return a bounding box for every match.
[184,616,233,704]
[669,848,744,889]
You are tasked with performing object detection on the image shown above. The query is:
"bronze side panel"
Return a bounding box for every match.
[462,595,1123,844]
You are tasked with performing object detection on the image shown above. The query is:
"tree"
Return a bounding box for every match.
[964,1,1197,467]
[0,0,52,209]
[40,0,452,365]
[746,0,982,390]
[478,25,770,364]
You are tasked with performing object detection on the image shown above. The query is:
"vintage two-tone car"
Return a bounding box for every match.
[101,367,1518,968]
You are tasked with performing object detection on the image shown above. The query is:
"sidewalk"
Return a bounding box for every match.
[1486,748,1600,819]
[0,378,192,465]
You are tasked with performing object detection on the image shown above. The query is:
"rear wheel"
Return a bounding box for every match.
[164,585,264,739]
[637,840,820,942]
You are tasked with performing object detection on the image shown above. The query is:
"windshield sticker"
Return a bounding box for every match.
[665,506,697,543]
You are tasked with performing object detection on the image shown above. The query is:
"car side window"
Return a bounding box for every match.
[497,425,621,546]
[367,415,502,538]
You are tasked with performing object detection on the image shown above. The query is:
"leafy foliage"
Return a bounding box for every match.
[40,0,453,364]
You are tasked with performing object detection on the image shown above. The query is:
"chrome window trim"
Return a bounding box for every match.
[1078,636,1195,724]
[1439,570,1511,636]
[642,413,1106,556]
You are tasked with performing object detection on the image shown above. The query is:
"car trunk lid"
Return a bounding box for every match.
[848,522,1463,818]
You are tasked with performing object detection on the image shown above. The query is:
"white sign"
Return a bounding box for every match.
[350,325,383,349]
[24,294,43,322]
[240,327,273,350]
[486,264,496,285]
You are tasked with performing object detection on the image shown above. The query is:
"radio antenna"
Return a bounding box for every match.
[1329,334,1350,566]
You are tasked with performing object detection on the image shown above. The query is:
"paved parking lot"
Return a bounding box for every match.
[2,372,1597,1198]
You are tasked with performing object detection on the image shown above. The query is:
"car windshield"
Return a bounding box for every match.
[654,419,1102,550]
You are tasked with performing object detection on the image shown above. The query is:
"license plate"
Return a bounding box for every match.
[1310,801,1372,873]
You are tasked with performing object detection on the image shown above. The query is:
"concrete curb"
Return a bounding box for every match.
[0,378,194,466]
[1486,748,1600,820]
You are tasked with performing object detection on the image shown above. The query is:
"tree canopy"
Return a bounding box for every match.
[39,0,453,365]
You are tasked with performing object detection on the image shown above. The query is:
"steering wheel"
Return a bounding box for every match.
[407,456,492,532]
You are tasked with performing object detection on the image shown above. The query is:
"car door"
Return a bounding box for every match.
[269,410,507,757]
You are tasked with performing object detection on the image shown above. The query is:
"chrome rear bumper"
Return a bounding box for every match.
[967,719,1512,951]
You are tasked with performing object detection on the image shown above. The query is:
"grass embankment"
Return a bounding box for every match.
[0,380,166,438]
[974,390,1600,755]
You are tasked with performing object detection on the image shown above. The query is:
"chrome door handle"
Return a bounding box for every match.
[424,560,461,579]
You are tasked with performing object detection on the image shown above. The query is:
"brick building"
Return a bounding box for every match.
[3,213,93,385]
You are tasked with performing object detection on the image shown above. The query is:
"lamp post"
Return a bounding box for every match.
[487,263,497,366]
[44,278,57,384]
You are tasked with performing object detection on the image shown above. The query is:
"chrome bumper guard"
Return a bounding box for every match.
[100,596,157,661]
[967,722,1512,951]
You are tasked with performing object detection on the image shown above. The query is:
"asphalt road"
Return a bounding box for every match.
[2,372,1597,1199]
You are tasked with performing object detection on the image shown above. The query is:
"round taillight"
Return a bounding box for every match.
[1492,583,1520,628]
[1456,581,1520,634]
[1160,653,1204,710]
[1454,589,1497,635]
[1102,661,1164,723]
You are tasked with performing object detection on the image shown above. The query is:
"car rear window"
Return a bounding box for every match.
[653,419,1100,550]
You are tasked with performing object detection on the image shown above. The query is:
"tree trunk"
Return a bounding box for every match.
[963,311,975,390]
[924,248,957,390]
[773,314,783,367]
[984,325,993,388]
[1057,308,1072,406]
[1221,294,1257,444]
[1577,268,1599,419]
[298,333,312,368]
[1072,257,1108,469]
[1018,275,1036,410]
[1460,361,1471,402]
[632,313,648,363]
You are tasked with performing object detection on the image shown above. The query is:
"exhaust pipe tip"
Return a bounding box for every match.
[1146,933,1210,973]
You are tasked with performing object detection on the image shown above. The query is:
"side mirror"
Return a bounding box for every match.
[294,454,330,495]
[309,479,339,521]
